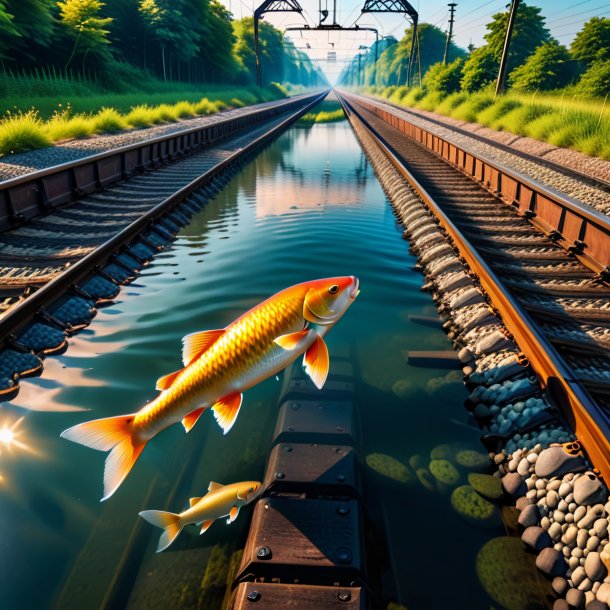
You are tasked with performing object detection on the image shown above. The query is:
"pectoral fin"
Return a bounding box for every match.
[303,334,329,390]
[227,506,240,524]
[156,369,183,391]
[181,407,205,433]
[182,329,225,366]
[274,329,310,351]
[212,393,243,435]
[200,519,214,534]
[189,497,202,507]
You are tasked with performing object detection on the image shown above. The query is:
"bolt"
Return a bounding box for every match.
[337,505,350,516]
[291,402,300,410]
[275,472,285,479]
[282,445,293,452]
[337,591,352,602]
[336,548,352,563]
[247,591,261,602]
[336,474,346,482]
[336,425,344,432]
[257,546,272,559]
[288,426,296,432]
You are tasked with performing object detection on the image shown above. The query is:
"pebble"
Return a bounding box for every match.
[594,520,609,539]
[549,522,563,541]
[553,600,569,610]
[547,490,560,509]
[597,583,610,603]
[535,447,586,479]
[519,504,540,528]
[553,577,569,595]
[579,506,605,531]
[585,552,608,581]
[537,547,567,577]
[560,482,574,497]
[542,517,552,530]
[549,479,562,491]
[536,479,547,490]
[570,556,582,570]
[574,548,585,559]
[575,506,588,522]
[566,514,575,524]
[573,566,587,587]
[555,511,566,524]
[516,496,533,510]
[503,472,526,497]
[579,578,593,593]
[523,526,553,551]
[563,525,579,546]
[601,543,610,572]
[566,587,586,609]
[518,458,531,476]
[588,537,601,552]
[586,600,608,610]
[559,500,570,513]
[574,474,607,506]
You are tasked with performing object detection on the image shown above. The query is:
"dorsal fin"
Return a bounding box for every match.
[156,369,183,391]
[189,497,202,507]
[208,481,224,493]
[182,329,225,366]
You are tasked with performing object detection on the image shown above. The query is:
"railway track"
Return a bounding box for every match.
[336,90,610,481]
[0,90,327,400]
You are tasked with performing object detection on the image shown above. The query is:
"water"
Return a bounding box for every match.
[0,119,536,609]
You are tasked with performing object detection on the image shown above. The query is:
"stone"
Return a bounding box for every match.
[563,525,579,546]
[553,577,569,595]
[537,547,567,577]
[522,526,553,551]
[536,447,587,479]
[516,496,533,510]
[560,501,570,512]
[580,579,593,592]
[554,599,569,610]
[549,522,563,540]
[601,543,610,572]
[556,511,566,524]
[519,504,540,528]
[502,472,526,497]
[574,506,588,522]
[588,537,601,552]
[580,507,606,531]
[542,517,552,530]
[574,474,606,507]
[560,482,574,497]
[518,458,531,476]
[579,531,592,550]
[473,404,492,420]
[585,600,608,610]
[573,567,587,587]
[547,490,560,509]
[586,553,608,582]
[597,583,610,603]
[595,520,609,540]
[566,587,586,609]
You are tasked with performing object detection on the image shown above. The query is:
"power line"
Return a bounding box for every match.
[547,2,610,25]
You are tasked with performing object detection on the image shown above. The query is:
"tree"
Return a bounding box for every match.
[576,59,610,98]
[422,58,465,94]
[570,17,610,65]
[509,40,577,91]
[460,45,497,92]
[1,0,55,60]
[57,0,113,68]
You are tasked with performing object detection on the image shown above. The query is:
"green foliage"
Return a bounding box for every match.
[460,46,498,93]
[510,40,578,91]
[570,17,610,65]
[0,110,51,154]
[576,60,610,98]
[450,92,494,122]
[1,0,54,58]
[422,59,465,95]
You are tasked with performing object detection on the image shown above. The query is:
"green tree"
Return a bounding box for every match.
[422,58,465,94]
[576,59,610,98]
[460,45,497,92]
[58,0,113,68]
[509,40,577,91]
[0,2,19,58]
[1,0,55,60]
[570,17,610,65]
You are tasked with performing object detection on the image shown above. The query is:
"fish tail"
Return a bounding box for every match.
[60,413,146,501]
[138,510,183,552]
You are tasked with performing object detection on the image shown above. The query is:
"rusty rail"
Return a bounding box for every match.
[336,91,610,483]
[339,90,610,280]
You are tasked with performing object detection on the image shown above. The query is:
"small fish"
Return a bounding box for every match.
[139,480,262,552]
[61,276,360,500]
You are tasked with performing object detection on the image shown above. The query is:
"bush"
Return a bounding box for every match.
[422,58,465,95]
[490,103,551,134]
[389,85,409,103]
[45,112,93,140]
[476,98,522,127]
[576,59,610,98]
[173,101,196,118]
[461,46,498,93]
[416,91,444,111]
[510,41,578,91]
[402,86,426,106]
[451,93,494,122]
[92,107,127,132]
[436,92,468,115]
[268,82,288,97]
[0,111,51,155]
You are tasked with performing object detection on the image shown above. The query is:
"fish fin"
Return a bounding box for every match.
[303,334,329,390]
[227,506,240,524]
[139,510,183,552]
[61,413,145,501]
[156,369,183,391]
[212,393,243,435]
[189,497,201,507]
[200,519,214,534]
[274,329,310,351]
[182,407,205,433]
[182,329,225,366]
[208,481,224,492]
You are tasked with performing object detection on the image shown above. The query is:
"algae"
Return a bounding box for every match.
[456,449,490,471]
[468,473,503,501]
[365,453,412,484]
[451,485,501,526]
[429,459,461,486]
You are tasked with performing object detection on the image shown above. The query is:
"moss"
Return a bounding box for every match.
[476,537,546,610]
[468,473,503,501]
[429,459,461,486]
[366,453,412,484]
[430,443,454,461]
[198,544,230,609]
[456,449,490,471]
[451,485,501,526]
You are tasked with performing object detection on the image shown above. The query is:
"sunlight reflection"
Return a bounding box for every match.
[0,416,41,457]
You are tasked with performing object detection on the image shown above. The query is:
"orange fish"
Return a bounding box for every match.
[61,276,360,500]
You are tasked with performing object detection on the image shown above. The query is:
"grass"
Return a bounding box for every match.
[372,86,610,161]
[299,100,345,125]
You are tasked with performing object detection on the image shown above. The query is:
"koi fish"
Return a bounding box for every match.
[139,480,262,552]
[61,276,360,501]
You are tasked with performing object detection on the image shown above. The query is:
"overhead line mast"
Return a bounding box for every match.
[443,2,457,65]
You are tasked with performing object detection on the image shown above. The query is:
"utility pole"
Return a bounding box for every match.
[357,53,362,88]
[495,0,520,97]
[443,3,457,65]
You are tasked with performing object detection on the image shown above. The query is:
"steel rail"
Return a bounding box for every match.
[336,91,610,483]
[338,90,610,281]
[0,91,328,346]
[0,92,326,231]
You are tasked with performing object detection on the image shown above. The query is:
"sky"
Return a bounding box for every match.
[217,0,610,82]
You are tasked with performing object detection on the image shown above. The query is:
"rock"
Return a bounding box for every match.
[554,599,569,610]
[560,500,570,512]
[519,504,540,528]
[553,577,569,596]
[574,506,588,522]
[567,587,586,609]
[522,526,553,551]
[560,482,574,497]
[574,474,606,506]
[549,522,563,540]
[594,520,609,540]
[547,490,560,509]
[579,506,606,531]
[601,543,610,572]
[585,600,608,610]
[586,553,608,582]
[588,537,601,552]
[502,472,526,497]
[556,511,566,524]
[541,516,551,530]
[597,582,610,603]
[518,458,531,476]
[579,578,593,592]
[535,447,587,479]
[573,566,587,587]
[537,547,567,577]
[516,496,533,510]
[579,531,592,550]
[563,525,579,546]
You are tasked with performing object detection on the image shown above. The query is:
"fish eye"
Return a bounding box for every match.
[328,285,339,294]
[249,487,254,492]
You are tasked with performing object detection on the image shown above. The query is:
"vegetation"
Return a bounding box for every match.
[299,100,345,125]
[341,6,609,160]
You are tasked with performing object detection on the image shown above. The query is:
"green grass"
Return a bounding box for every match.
[0,111,50,155]
[299,100,345,124]
[371,85,610,160]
